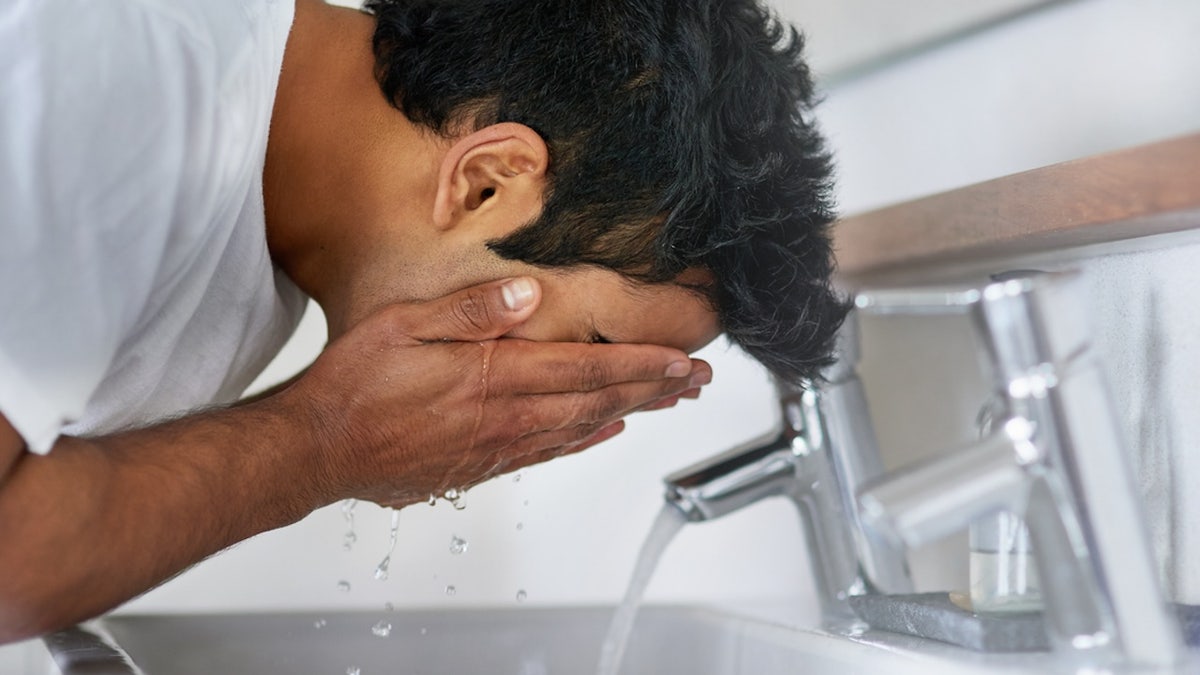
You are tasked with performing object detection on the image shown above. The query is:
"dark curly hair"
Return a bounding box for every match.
[364,0,849,383]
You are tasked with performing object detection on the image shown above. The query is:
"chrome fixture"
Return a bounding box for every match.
[855,272,1184,668]
[663,311,911,626]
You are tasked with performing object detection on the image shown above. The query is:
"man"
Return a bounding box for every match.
[0,0,845,641]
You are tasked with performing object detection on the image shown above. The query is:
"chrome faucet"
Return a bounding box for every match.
[855,272,1184,668]
[663,311,911,627]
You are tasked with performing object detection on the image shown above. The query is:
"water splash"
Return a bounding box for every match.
[346,667,361,675]
[449,535,469,555]
[341,499,358,551]
[374,509,401,581]
[595,505,686,675]
[371,620,393,638]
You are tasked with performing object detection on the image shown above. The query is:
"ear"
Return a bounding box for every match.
[431,122,549,238]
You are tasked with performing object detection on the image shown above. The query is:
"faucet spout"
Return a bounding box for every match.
[664,382,864,623]
[664,427,797,524]
[661,311,913,625]
[858,419,1037,551]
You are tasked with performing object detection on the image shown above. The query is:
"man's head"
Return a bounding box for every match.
[362,0,848,383]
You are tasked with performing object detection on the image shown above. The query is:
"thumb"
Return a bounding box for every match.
[406,277,541,342]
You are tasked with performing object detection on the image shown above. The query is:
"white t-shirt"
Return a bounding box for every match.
[0,0,308,453]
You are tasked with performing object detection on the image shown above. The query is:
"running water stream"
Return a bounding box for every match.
[595,505,687,675]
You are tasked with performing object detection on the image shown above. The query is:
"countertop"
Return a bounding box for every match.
[833,133,1200,283]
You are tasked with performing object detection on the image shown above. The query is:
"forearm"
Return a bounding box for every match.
[0,278,709,643]
[0,398,329,642]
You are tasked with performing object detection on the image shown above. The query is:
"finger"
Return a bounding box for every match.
[635,385,703,412]
[490,341,706,394]
[403,277,542,343]
[497,370,711,439]
[638,394,682,412]
[503,420,627,472]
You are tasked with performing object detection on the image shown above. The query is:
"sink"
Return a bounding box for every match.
[43,605,1200,675]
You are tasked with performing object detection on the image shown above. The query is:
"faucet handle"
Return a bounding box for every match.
[854,286,984,316]
[856,272,1091,386]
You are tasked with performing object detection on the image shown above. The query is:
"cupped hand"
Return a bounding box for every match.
[276,277,711,508]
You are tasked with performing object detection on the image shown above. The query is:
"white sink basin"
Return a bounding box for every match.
[43,605,1199,675]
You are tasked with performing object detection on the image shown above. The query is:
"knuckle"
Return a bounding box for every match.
[453,290,493,332]
[576,357,612,391]
[570,422,604,443]
[585,387,625,422]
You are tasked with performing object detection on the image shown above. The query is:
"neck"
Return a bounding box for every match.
[264,0,434,338]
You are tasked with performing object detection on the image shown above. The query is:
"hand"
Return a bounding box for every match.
[274,277,711,508]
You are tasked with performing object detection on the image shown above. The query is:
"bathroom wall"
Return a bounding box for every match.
[816,0,1200,598]
[121,0,1200,616]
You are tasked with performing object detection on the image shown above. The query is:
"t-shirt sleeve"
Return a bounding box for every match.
[0,1,214,453]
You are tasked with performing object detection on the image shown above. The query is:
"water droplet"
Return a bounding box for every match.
[371,620,393,638]
[428,493,438,506]
[445,585,457,596]
[513,472,523,483]
[523,500,530,507]
[337,580,351,593]
[374,558,391,581]
[342,531,357,551]
[420,627,428,636]
[346,667,361,675]
[516,522,524,531]
[313,618,327,629]
[449,535,469,555]
[516,589,527,603]
[444,487,467,510]
[384,602,394,612]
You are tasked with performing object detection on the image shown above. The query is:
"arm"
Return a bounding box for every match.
[0,277,710,643]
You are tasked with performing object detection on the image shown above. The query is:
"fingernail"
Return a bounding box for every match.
[501,278,536,311]
[665,361,692,378]
[689,369,712,387]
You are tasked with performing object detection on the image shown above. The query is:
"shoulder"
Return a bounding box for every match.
[0,0,294,74]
